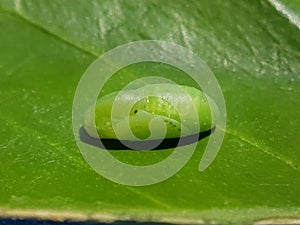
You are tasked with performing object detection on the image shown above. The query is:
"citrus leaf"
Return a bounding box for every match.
[0,0,299,224]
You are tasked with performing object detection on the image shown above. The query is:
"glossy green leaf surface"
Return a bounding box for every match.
[0,0,299,224]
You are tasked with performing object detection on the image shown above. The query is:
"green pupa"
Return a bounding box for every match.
[84,84,215,140]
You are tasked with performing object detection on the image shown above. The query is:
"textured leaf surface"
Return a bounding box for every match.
[0,0,299,224]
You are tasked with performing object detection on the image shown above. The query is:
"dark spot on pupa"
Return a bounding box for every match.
[167,121,177,128]
[134,110,138,114]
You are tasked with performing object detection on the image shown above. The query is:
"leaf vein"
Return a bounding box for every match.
[226,128,299,172]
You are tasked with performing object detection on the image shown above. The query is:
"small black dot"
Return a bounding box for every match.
[134,110,138,114]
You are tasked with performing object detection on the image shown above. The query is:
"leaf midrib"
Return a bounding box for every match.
[0,3,98,58]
